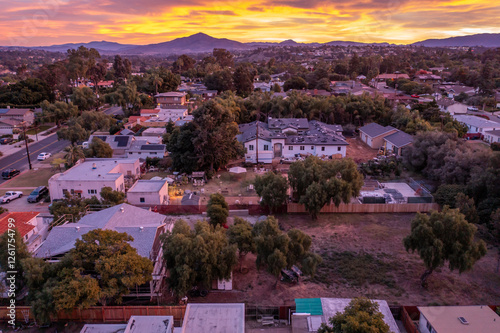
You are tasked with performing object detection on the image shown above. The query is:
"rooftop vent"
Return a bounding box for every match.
[92,163,97,169]
[140,226,144,231]
[458,317,469,325]
[75,226,80,232]
[120,207,125,213]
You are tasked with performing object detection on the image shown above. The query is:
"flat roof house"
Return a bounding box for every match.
[293,298,400,333]
[155,92,187,107]
[181,303,245,333]
[359,123,398,149]
[127,179,169,206]
[80,315,174,333]
[48,158,141,201]
[417,305,500,333]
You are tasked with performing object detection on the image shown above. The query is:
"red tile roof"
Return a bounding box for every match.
[0,212,39,238]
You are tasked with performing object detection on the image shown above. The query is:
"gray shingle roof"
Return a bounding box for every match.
[268,118,309,130]
[485,129,500,136]
[383,131,413,147]
[359,123,396,138]
[35,204,166,259]
[454,115,500,129]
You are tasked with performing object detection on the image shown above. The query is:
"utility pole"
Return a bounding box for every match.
[255,122,259,164]
[22,123,32,170]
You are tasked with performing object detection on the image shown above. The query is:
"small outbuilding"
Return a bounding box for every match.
[127,179,169,205]
[181,303,245,333]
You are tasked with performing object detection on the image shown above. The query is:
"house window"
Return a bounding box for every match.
[249,145,254,151]
[88,189,97,194]
[263,145,269,151]
[150,152,157,155]
[337,147,341,151]
[288,146,293,150]
[300,146,305,151]
[62,189,68,195]
[140,197,145,203]
[25,235,28,240]
[311,146,314,150]
[321,147,325,151]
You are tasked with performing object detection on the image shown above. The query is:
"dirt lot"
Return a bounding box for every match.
[345,137,378,163]
[191,213,500,307]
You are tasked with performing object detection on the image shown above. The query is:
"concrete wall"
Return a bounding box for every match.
[127,184,169,206]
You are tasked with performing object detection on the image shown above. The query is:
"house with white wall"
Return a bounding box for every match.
[0,211,44,252]
[452,115,500,135]
[88,135,166,159]
[484,130,500,144]
[127,180,169,206]
[237,118,347,164]
[359,123,398,149]
[417,306,499,333]
[48,158,141,201]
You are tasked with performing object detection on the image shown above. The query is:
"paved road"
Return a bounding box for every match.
[0,135,69,184]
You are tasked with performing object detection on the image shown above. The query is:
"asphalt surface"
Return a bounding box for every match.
[0,135,69,185]
[103,106,124,116]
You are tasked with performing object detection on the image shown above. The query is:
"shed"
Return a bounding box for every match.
[181,303,245,333]
[127,179,169,205]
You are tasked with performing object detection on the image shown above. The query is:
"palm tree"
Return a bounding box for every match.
[152,74,163,95]
[65,145,85,167]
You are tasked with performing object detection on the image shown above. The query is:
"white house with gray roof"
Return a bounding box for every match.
[484,129,500,144]
[36,203,171,297]
[383,131,414,156]
[48,158,141,201]
[452,115,500,135]
[88,134,166,159]
[127,179,169,206]
[237,118,347,163]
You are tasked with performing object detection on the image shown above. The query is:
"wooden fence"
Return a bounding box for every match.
[0,305,186,324]
[287,202,440,214]
[401,306,420,333]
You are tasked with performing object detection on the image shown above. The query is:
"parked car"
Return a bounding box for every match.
[467,106,479,111]
[0,191,23,203]
[37,152,52,161]
[27,186,49,203]
[0,137,13,144]
[2,169,20,179]
[411,94,420,98]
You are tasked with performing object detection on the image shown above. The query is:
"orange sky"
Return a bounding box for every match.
[1,0,499,46]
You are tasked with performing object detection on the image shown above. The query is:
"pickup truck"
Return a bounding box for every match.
[0,191,23,203]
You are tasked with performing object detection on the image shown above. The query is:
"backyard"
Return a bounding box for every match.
[188,213,500,307]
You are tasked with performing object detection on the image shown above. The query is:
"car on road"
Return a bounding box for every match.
[2,168,20,179]
[411,94,420,98]
[27,186,49,203]
[467,106,479,111]
[37,152,52,161]
[0,191,23,203]
[0,137,13,144]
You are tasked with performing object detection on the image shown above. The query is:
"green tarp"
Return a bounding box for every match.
[295,298,323,316]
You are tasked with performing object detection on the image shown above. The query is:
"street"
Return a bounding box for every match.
[0,135,69,185]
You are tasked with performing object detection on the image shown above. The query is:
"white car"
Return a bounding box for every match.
[467,106,479,111]
[0,191,23,203]
[37,152,52,161]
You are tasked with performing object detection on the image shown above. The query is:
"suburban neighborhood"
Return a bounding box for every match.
[0,9,500,333]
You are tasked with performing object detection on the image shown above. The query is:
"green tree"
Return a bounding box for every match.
[64,145,85,167]
[204,69,234,93]
[71,87,97,111]
[0,229,31,289]
[86,137,113,158]
[233,63,257,97]
[455,193,479,224]
[100,186,125,205]
[227,217,255,257]
[403,207,487,286]
[166,122,198,173]
[41,100,79,127]
[288,157,363,219]
[317,297,390,333]
[283,76,307,91]
[434,184,466,208]
[161,220,238,297]
[254,171,288,213]
[57,120,89,145]
[206,193,229,227]
[213,48,234,68]
[252,217,321,284]
[173,55,196,73]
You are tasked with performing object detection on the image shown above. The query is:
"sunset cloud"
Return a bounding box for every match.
[0,0,498,46]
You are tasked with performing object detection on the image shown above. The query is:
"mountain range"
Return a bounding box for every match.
[6,32,500,55]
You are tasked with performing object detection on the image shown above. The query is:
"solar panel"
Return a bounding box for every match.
[114,136,130,147]
[95,135,108,142]
[141,144,165,151]
[384,189,398,193]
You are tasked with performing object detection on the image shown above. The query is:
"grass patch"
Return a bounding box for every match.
[25,125,52,135]
[1,168,57,188]
[313,251,399,289]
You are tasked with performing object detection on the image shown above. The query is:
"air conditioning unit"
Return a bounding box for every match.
[458,317,469,325]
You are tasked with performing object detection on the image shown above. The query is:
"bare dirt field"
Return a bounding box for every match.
[345,137,378,163]
[192,213,500,307]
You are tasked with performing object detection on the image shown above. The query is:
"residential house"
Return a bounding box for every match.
[437,99,468,115]
[417,306,500,333]
[238,118,347,164]
[359,123,398,149]
[124,116,149,129]
[155,92,187,107]
[80,315,174,333]
[181,303,245,333]
[127,180,169,206]
[35,203,171,297]
[0,108,35,125]
[439,84,476,99]
[190,89,218,100]
[414,74,442,84]
[181,193,201,206]
[142,127,166,137]
[293,298,400,333]
[375,73,410,81]
[88,135,166,158]
[484,130,500,144]
[48,158,141,201]
[0,212,45,252]
[383,131,413,156]
[452,115,500,135]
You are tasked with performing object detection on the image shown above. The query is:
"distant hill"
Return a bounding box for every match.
[4,32,500,55]
[122,32,249,55]
[413,33,500,47]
